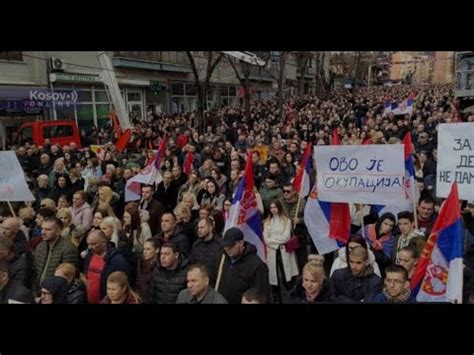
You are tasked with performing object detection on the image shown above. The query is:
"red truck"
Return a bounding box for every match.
[13,120,82,148]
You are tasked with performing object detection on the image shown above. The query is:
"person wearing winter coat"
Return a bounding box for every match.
[330,234,382,278]
[54,262,86,304]
[38,276,69,304]
[329,246,383,303]
[363,212,396,276]
[263,200,299,303]
[100,271,141,304]
[370,265,415,303]
[216,228,270,304]
[176,264,228,304]
[150,241,188,304]
[136,239,160,304]
[288,261,333,304]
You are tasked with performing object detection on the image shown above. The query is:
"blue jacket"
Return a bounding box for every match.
[371,291,416,303]
[83,246,131,299]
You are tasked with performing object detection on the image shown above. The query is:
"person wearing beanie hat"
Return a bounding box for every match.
[39,276,69,304]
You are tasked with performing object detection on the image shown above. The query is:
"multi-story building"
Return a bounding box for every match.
[390,51,432,84]
[0,51,326,136]
[433,51,454,85]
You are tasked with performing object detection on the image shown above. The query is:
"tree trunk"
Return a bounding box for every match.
[352,51,362,95]
[278,52,287,120]
[244,69,251,119]
[297,52,310,97]
[186,51,224,134]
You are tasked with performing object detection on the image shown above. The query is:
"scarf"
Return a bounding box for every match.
[382,286,412,303]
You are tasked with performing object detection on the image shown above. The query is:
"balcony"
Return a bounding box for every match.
[113,51,192,73]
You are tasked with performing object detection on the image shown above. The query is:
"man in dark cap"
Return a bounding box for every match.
[214,227,270,304]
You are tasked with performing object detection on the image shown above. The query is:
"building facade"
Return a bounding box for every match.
[390,52,432,84]
[433,51,454,85]
[0,51,326,137]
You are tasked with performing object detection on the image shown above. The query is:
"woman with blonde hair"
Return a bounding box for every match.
[287,261,332,303]
[181,192,200,223]
[101,216,137,281]
[100,271,141,304]
[174,203,195,245]
[54,262,86,304]
[263,200,299,303]
[100,216,120,248]
[40,198,57,212]
[56,208,75,240]
[93,186,118,218]
[85,175,100,204]
[139,210,153,245]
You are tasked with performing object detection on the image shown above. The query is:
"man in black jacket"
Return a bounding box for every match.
[0,260,34,304]
[329,246,382,303]
[0,237,32,288]
[140,185,165,236]
[189,217,223,285]
[216,228,270,304]
[154,212,190,257]
[150,241,188,304]
[155,171,179,212]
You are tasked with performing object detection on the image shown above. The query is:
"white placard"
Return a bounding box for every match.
[314,144,405,205]
[0,151,35,201]
[437,122,474,200]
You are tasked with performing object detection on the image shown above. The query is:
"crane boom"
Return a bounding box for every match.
[97,52,132,130]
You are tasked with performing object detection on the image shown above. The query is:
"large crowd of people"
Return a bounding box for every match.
[1,83,473,304]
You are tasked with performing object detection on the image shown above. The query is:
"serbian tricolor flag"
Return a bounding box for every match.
[373,132,418,217]
[410,183,463,303]
[304,186,351,255]
[125,134,167,202]
[304,136,350,254]
[183,151,194,176]
[382,97,392,117]
[292,142,312,198]
[224,152,266,261]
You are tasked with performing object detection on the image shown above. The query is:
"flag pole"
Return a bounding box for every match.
[294,169,305,223]
[412,180,419,230]
[7,201,17,218]
[215,253,226,291]
[360,204,365,238]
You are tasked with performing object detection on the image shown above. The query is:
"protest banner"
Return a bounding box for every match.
[314,144,405,205]
[0,151,35,202]
[437,122,474,200]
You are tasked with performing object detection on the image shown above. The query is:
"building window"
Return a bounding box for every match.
[218,85,237,107]
[171,83,185,96]
[0,51,23,61]
[170,82,197,113]
[127,90,143,121]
